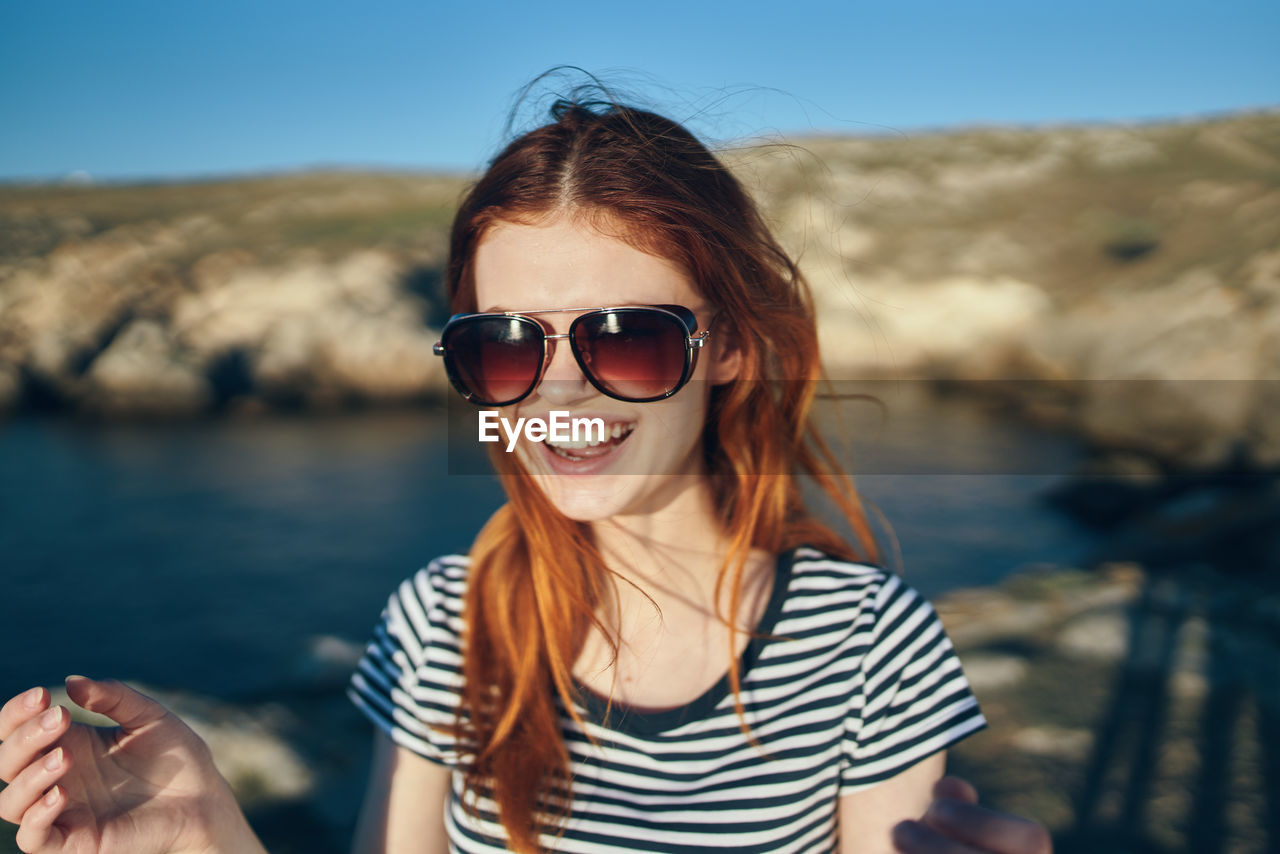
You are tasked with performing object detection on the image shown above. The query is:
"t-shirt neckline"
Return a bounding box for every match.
[572,545,800,737]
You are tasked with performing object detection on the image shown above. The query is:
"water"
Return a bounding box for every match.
[1,388,1095,700]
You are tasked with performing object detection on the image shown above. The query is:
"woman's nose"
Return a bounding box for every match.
[535,336,593,405]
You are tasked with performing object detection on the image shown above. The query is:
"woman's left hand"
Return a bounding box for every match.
[892,777,1053,853]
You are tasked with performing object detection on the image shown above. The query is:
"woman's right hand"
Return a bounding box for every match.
[0,676,266,854]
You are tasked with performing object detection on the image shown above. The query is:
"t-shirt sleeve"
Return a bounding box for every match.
[840,572,987,791]
[347,557,468,768]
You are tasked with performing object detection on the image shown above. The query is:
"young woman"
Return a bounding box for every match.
[0,99,1053,854]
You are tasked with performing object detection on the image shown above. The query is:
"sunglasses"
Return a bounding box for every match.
[432,305,712,406]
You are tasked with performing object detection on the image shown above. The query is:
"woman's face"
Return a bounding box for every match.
[471,213,737,523]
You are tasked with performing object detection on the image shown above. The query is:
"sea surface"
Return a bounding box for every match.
[1,386,1097,700]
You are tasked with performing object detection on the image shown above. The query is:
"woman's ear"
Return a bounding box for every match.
[706,329,742,386]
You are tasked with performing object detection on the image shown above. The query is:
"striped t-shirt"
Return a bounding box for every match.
[348,546,987,852]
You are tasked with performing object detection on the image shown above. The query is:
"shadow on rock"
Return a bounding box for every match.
[1051,460,1280,853]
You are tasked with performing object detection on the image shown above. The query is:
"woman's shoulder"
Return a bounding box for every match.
[379,554,472,639]
[785,545,931,620]
[787,545,896,588]
[350,557,472,764]
[409,553,472,587]
[399,553,471,594]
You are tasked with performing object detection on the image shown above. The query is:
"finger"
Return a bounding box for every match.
[15,785,68,853]
[893,819,984,854]
[0,746,72,825]
[65,675,167,732]
[932,775,979,805]
[921,798,1053,854]
[0,687,49,742]
[0,705,69,784]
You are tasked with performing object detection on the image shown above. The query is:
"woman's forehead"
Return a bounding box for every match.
[472,216,700,311]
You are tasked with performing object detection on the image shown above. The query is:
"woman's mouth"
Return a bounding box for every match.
[537,420,636,473]
[545,421,635,460]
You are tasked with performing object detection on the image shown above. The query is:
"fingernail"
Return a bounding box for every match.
[41,706,62,730]
[44,786,60,806]
[44,748,62,771]
[23,687,43,710]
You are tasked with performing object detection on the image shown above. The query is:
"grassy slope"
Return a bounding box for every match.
[0,170,468,273]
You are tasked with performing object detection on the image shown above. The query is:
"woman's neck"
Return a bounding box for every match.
[591,475,723,580]
[587,474,772,618]
[573,475,777,708]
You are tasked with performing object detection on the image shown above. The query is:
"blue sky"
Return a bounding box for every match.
[1,0,1276,181]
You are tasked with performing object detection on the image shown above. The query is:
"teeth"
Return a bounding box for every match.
[545,422,635,450]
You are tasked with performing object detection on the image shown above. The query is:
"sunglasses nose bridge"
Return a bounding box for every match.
[535,330,593,402]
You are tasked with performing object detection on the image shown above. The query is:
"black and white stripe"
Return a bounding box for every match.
[349,547,987,852]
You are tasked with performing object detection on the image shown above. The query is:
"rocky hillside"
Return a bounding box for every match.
[0,173,464,417]
[2,110,1278,467]
[736,110,1280,470]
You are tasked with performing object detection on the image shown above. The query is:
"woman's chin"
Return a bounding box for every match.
[529,471,639,522]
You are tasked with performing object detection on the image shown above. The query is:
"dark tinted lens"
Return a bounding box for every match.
[573,310,688,400]
[443,316,543,404]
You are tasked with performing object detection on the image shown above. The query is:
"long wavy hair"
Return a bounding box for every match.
[443,97,883,852]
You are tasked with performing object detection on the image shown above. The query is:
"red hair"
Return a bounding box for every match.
[444,98,882,852]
